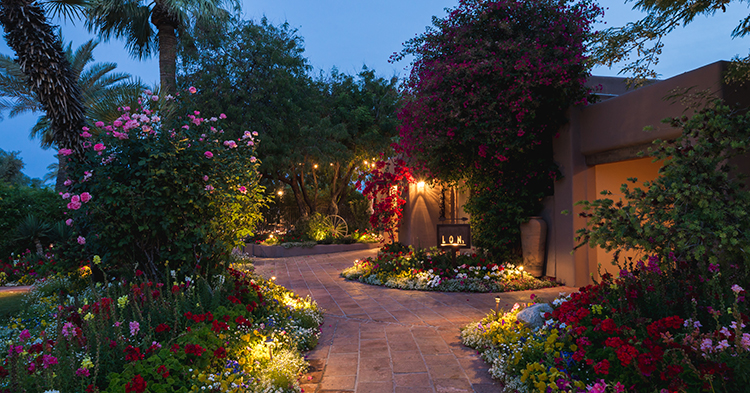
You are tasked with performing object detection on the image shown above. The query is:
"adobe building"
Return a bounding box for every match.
[398,60,750,287]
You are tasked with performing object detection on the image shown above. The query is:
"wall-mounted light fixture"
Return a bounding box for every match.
[417,181,426,193]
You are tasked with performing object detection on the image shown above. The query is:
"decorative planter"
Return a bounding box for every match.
[520,216,547,277]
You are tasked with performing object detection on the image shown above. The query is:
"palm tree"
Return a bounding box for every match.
[0,1,87,153]
[0,38,145,148]
[85,0,239,95]
[0,0,88,190]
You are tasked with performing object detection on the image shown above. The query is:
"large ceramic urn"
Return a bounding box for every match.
[520,216,547,277]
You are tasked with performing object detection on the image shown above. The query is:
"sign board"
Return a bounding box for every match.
[436,224,471,248]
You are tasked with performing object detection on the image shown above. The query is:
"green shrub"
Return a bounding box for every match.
[62,90,268,278]
[0,182,62,258]
[577,102,750,299]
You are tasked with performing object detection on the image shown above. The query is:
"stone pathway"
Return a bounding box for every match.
[252,249,576,393]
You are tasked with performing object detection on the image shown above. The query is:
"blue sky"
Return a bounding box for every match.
[1,0,749,181]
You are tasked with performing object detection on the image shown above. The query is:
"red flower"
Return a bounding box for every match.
[597,318,619,334]
[124,345,143,362]
[157,365,170,378]
[125,374,147,393]
[185,343,205,357]
[155,323,170,333]
[213,347,227,358]
[594,359,610,375]
[605,336,625,348]
[211,320,229,333]
[170,344,180,353]
[615,344,639,367]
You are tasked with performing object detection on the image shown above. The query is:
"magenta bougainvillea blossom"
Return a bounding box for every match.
[394,0,600,254]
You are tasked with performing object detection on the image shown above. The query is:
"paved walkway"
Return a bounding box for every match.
[252,249,576,393]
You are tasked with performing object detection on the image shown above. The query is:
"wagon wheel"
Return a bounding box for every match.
[327,215,348,238]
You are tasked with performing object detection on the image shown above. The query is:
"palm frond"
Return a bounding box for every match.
[86,78,147,124]
[29,116,55,149]
[86,0,156,59]
[40,0,90,22]
[69,38,98,75]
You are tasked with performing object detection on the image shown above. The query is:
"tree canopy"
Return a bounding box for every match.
[592,0,750,83]
[179,18,400,219]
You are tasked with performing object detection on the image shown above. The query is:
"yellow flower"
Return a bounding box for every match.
[84,313,94,321]
[117,295,128,309]
[82,356,94,369]
[93,255,101,265]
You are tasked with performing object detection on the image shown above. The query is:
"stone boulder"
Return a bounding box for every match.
[516,303,553,329]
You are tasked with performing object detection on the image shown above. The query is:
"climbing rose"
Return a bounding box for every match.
[80,192,92,203]
[204,151,213,158]
[59,148,73,156]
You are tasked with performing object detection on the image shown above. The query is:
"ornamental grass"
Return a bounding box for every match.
[341,245,558,292]
[0,256,322,393]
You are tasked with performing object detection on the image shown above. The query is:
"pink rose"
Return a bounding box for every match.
[67,201,82,210]
[65,219,73,226]
[95,121,105,127]
[63,179,73,186]
[204,151,214,159]
[81,131,92,138]
[238,186,247,194]
[94,143,106,152]
[219,113,227,119]
[62,193,71,199]
[250,156,257,162]
[113,120,123,127]
[205,185,214,191]
[151,95,159,101]
[80,192,92,203]
[77,236,86,245]
[188,86,197,94]
[203,175,209,181]
[71,195,81,203]
[59,148,73,156]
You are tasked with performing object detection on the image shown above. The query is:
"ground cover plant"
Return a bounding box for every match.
[0,256,323,393]
[460,103,750,391]
[341,244,558,292]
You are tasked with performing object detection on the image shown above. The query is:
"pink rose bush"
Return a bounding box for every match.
[62,89,267,277]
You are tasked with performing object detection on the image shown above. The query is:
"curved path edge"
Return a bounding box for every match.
[252,249,576,393]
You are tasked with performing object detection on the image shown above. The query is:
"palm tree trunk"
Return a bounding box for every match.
[0,0,86,158]
[152,1,178,95]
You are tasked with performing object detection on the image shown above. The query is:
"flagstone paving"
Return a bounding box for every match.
[252,249,576,393]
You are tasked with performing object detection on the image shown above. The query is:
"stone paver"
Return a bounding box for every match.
[253,249,575,393]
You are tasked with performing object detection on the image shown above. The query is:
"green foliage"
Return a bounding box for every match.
[592,0,750,84]
[576,103,750,280]
[63,90,268,278]
[178,17,401,218]
[0,181,63,258]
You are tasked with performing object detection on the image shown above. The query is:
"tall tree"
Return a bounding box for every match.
[0,2,87,150]
[593,0,750,84]
[85,0,239,95]
[0,0,88,191]
[179,18,401,218]
[0,38,144,148]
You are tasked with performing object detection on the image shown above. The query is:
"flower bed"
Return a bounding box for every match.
[0,261,322,393]
[341,245,558,292]
[461,261,750,392]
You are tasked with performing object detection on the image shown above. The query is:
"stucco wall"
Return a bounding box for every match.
[591,157,663,280]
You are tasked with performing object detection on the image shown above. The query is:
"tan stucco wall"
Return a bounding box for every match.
[591,157,663,280]
[399,183,471,248]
